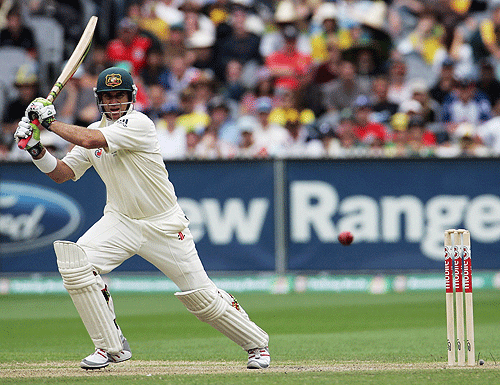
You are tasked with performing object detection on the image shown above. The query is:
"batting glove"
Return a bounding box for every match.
[26,97,57,130]
[14,116,44,157]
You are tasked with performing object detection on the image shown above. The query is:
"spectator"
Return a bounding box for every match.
[235,115,264,158]
[28,0,82,56]
[408,78,440,126]
[399,99,423,121]
[223,59,246,102]
[357,1,393,67]
[191,69,217,115]
[213,3,262,85]
[431,23,474,82]
[0,0,14,30]
[206,95,239,145]
[344,44,381,88]
[240,67,275,115]
[194,129,236,159]
[335,0,372,32]
[469,3,500,63]
[163,23,186,60]
[265,25,312,92]
[140,47,171,88]
[156,103,187,160]
[185,128,201,159]
[53,65,99,128]
[180,1,216,42]
[252,96,289,157]
[186,29,216,74]
[429,57,457,105]
[476,58,500,106]
[260,0,311,59]
[127,0,169,45]
[405,115,437,157]
[385,112,410,158]
[387,56,412,105]
[322,60,369,113]
[352,95,388,148]
[397,8,444,68]
[1,64,39,159]
[441,75,491,139]
[176,87,210,134]
[0,6,37,59]
[477,99,500,154]
[253,67,275,99]
[310,2,339,63]
[269,87,315,128]
[312,37,341,85]
[278,109,323,158]
[335,108,365,158]
[436,121,490,157]
[371,75,399,126]
[143,83,168,122]
[0,134,10,160]
[106,18,152,74]
[154,0,185,29]
[204,0,231,33]
[313,120,341,158]
[308,37,342,116]
[166,54,198,101]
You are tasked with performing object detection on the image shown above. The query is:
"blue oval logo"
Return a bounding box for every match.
[1,181,83,254]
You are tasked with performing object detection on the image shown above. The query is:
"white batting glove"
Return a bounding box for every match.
[15,117,44,157]
[26,97,57,130]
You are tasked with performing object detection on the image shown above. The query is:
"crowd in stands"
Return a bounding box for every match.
[1,0,500,161]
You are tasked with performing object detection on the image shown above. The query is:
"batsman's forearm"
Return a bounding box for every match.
[49,121,107,149]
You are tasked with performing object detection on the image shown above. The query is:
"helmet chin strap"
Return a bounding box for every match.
[99,101,134,121]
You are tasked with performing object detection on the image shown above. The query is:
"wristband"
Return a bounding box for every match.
[41,118,55,131]
[32,149,58,173]
[27,142,44,157]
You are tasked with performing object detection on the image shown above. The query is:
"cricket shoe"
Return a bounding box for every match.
[108,337,132,363]
[80,337,132,369]
[247,346,270,369]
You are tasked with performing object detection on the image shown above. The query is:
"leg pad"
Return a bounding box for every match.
[175,288,269,351]
[54,241,122,353]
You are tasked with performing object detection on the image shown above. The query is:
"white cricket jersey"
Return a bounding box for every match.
[62,110,179,219]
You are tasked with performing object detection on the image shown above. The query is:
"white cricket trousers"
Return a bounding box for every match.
[77,204,215,292]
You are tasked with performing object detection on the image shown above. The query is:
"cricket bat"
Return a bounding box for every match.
[18,15,98,149]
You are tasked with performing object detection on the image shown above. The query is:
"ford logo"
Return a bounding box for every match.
[0,181,83,254]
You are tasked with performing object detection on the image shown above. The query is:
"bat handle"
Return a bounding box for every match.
[17,116,40,150]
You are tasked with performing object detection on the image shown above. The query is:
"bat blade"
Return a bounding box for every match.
[18,16,98,150]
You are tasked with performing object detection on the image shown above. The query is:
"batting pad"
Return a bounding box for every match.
[175,288,269,351]
[54,241,122,354]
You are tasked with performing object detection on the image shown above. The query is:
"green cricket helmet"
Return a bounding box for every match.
[94,67,138,118]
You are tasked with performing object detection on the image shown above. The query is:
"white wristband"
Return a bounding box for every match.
[32,150,58,173]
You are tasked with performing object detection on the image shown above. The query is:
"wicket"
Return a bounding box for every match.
[444,229,475,366]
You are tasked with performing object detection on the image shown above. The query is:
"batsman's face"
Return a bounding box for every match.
[101,91,130,120]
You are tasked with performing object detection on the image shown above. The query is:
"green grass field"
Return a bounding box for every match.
[1,290,500,384]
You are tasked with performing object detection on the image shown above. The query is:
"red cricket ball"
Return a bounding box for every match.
[338,231,354,246]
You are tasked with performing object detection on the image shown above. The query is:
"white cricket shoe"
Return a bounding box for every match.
[80,337,132,369]
[247,346,270,369]
[80,349,110,369]
[107,337,132,363]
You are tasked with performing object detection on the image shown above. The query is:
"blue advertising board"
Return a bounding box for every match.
[0,161,275,272]
[286,158,500,271]
[2,158,500,273]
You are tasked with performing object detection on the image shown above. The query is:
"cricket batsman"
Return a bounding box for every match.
[14,67,270,370]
